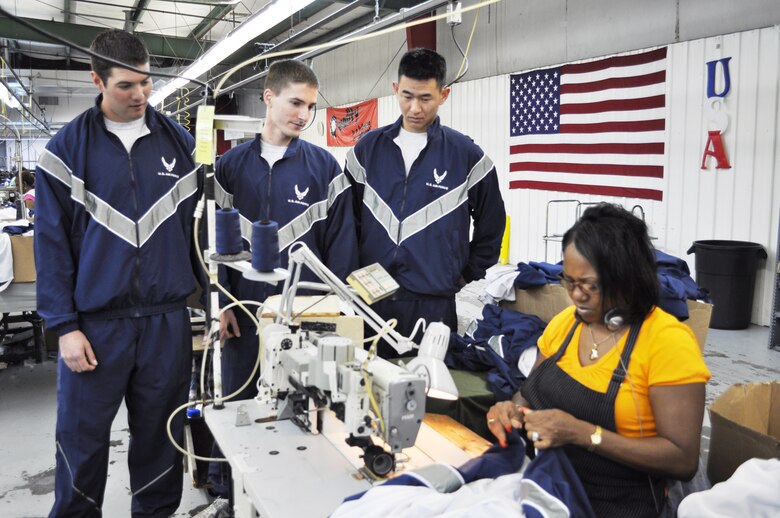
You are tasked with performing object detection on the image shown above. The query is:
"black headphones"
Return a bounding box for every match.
[604,308,625,331]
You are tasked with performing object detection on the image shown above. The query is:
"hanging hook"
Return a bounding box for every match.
[374,0,380,22]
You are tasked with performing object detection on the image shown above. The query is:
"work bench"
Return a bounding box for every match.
[0,282,45,364]
[204,401,491,518]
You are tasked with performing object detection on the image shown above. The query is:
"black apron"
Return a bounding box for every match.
[522,318,665,517]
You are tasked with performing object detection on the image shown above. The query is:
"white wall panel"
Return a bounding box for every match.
[307,25,780,327]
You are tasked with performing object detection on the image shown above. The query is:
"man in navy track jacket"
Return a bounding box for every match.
[208,59,358,496]
[345,48,506,357]
[35,30,202,517]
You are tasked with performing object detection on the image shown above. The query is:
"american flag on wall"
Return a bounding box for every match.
[508,47,667,201]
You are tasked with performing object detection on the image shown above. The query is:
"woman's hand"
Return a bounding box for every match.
[486,401,527,448]
[523,408,592,450]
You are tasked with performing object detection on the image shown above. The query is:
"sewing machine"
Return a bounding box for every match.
[254,323,426,476]
[202,243,467,517]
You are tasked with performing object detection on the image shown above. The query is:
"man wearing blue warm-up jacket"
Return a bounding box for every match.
[35,30,202,517]
[345,48,506,357]
[209,59,358,497]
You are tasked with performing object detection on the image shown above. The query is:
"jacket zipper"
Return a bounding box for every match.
[127,148,142,316]
[266,165,273,221]
[389,149,410,286]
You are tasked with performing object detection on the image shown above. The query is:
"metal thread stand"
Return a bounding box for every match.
[542,199,653,262]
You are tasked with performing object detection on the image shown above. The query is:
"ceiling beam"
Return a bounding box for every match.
[0,16,237,63]
[63,0,73,24]
[124,0,152,32]
[188,4,236,41]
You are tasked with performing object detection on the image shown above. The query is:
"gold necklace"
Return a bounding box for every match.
[587,324,616,360]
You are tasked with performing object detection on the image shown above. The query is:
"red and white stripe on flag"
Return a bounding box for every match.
[508,47,667,201]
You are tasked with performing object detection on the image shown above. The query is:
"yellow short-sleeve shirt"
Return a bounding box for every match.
[536,306,711,438]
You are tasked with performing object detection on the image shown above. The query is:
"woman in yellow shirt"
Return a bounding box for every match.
[486,203,710,517]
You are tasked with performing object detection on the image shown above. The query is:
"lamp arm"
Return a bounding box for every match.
[286,244,415,355]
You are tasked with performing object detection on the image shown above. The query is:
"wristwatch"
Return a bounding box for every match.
[588,425,603,452]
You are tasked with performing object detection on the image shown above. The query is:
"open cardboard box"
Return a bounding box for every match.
[10,235,35,283]
[707,382,780,484]
[259,294,363,345]
[501,284,713,350]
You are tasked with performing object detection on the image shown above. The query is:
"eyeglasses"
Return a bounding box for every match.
[557,273,600,296]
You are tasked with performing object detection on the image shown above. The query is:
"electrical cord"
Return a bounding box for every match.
[167,297,267,463]
[159,0,501,114]
[446,10,479,88]
[212,0,502,98]
[365,39,407,100]
[161,198,275,463]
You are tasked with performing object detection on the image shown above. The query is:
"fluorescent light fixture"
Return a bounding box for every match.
[149,0,317,107]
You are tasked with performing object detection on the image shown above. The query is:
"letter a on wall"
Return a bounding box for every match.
[701,130,731,169]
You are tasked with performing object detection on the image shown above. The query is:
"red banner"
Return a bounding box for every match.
[326,98,378,147]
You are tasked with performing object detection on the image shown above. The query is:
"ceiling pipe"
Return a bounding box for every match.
[220,0,450,95]
[165,0,449,116]
[0,51,50,133]
[0,77,50,134]
[164,0,368,112]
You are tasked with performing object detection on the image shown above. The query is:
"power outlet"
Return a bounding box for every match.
[446,1,462,26]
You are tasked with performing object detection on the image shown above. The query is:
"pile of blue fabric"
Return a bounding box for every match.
[655,250,711,319]
[2,224,32,235]
[513,261,563,289]
[513,252,710,319]
[446,305,545,401]
[453,251,709,401]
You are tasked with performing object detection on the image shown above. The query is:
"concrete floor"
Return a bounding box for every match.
[1,281,778,517]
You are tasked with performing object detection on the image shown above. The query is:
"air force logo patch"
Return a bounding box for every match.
[426,168,449,191]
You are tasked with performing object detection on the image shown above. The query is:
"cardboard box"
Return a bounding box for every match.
[685,300,713,351]
[10,235,35,283]
[500,284,712,350]
[259,295,364,345]
[501,284,573,323]
[707,382,780,485]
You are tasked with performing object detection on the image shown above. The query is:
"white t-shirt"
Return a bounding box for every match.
[104,116,150,154]
[393,127,428,176]
[261,139,288,170]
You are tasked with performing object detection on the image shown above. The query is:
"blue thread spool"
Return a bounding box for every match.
[252,220,280,272]
[215,208,243,255]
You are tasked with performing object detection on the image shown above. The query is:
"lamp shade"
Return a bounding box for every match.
[406,355,458,400]
[405,322,458,400]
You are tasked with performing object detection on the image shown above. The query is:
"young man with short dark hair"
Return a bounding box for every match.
[36,29,201,517]
[345,48,506,358]
[209,59,358,495]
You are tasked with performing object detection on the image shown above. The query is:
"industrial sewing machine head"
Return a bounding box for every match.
[255,323,426,476]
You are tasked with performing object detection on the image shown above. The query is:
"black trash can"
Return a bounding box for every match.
[687,240,767,330]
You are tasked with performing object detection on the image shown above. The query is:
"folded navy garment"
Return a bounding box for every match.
[655,249,711,319]
[446,305,545,400]
[528,261,563,282]
[2,225,32,235]
[514,261,562,289]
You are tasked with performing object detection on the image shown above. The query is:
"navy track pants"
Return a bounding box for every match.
[49,309,191,518]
